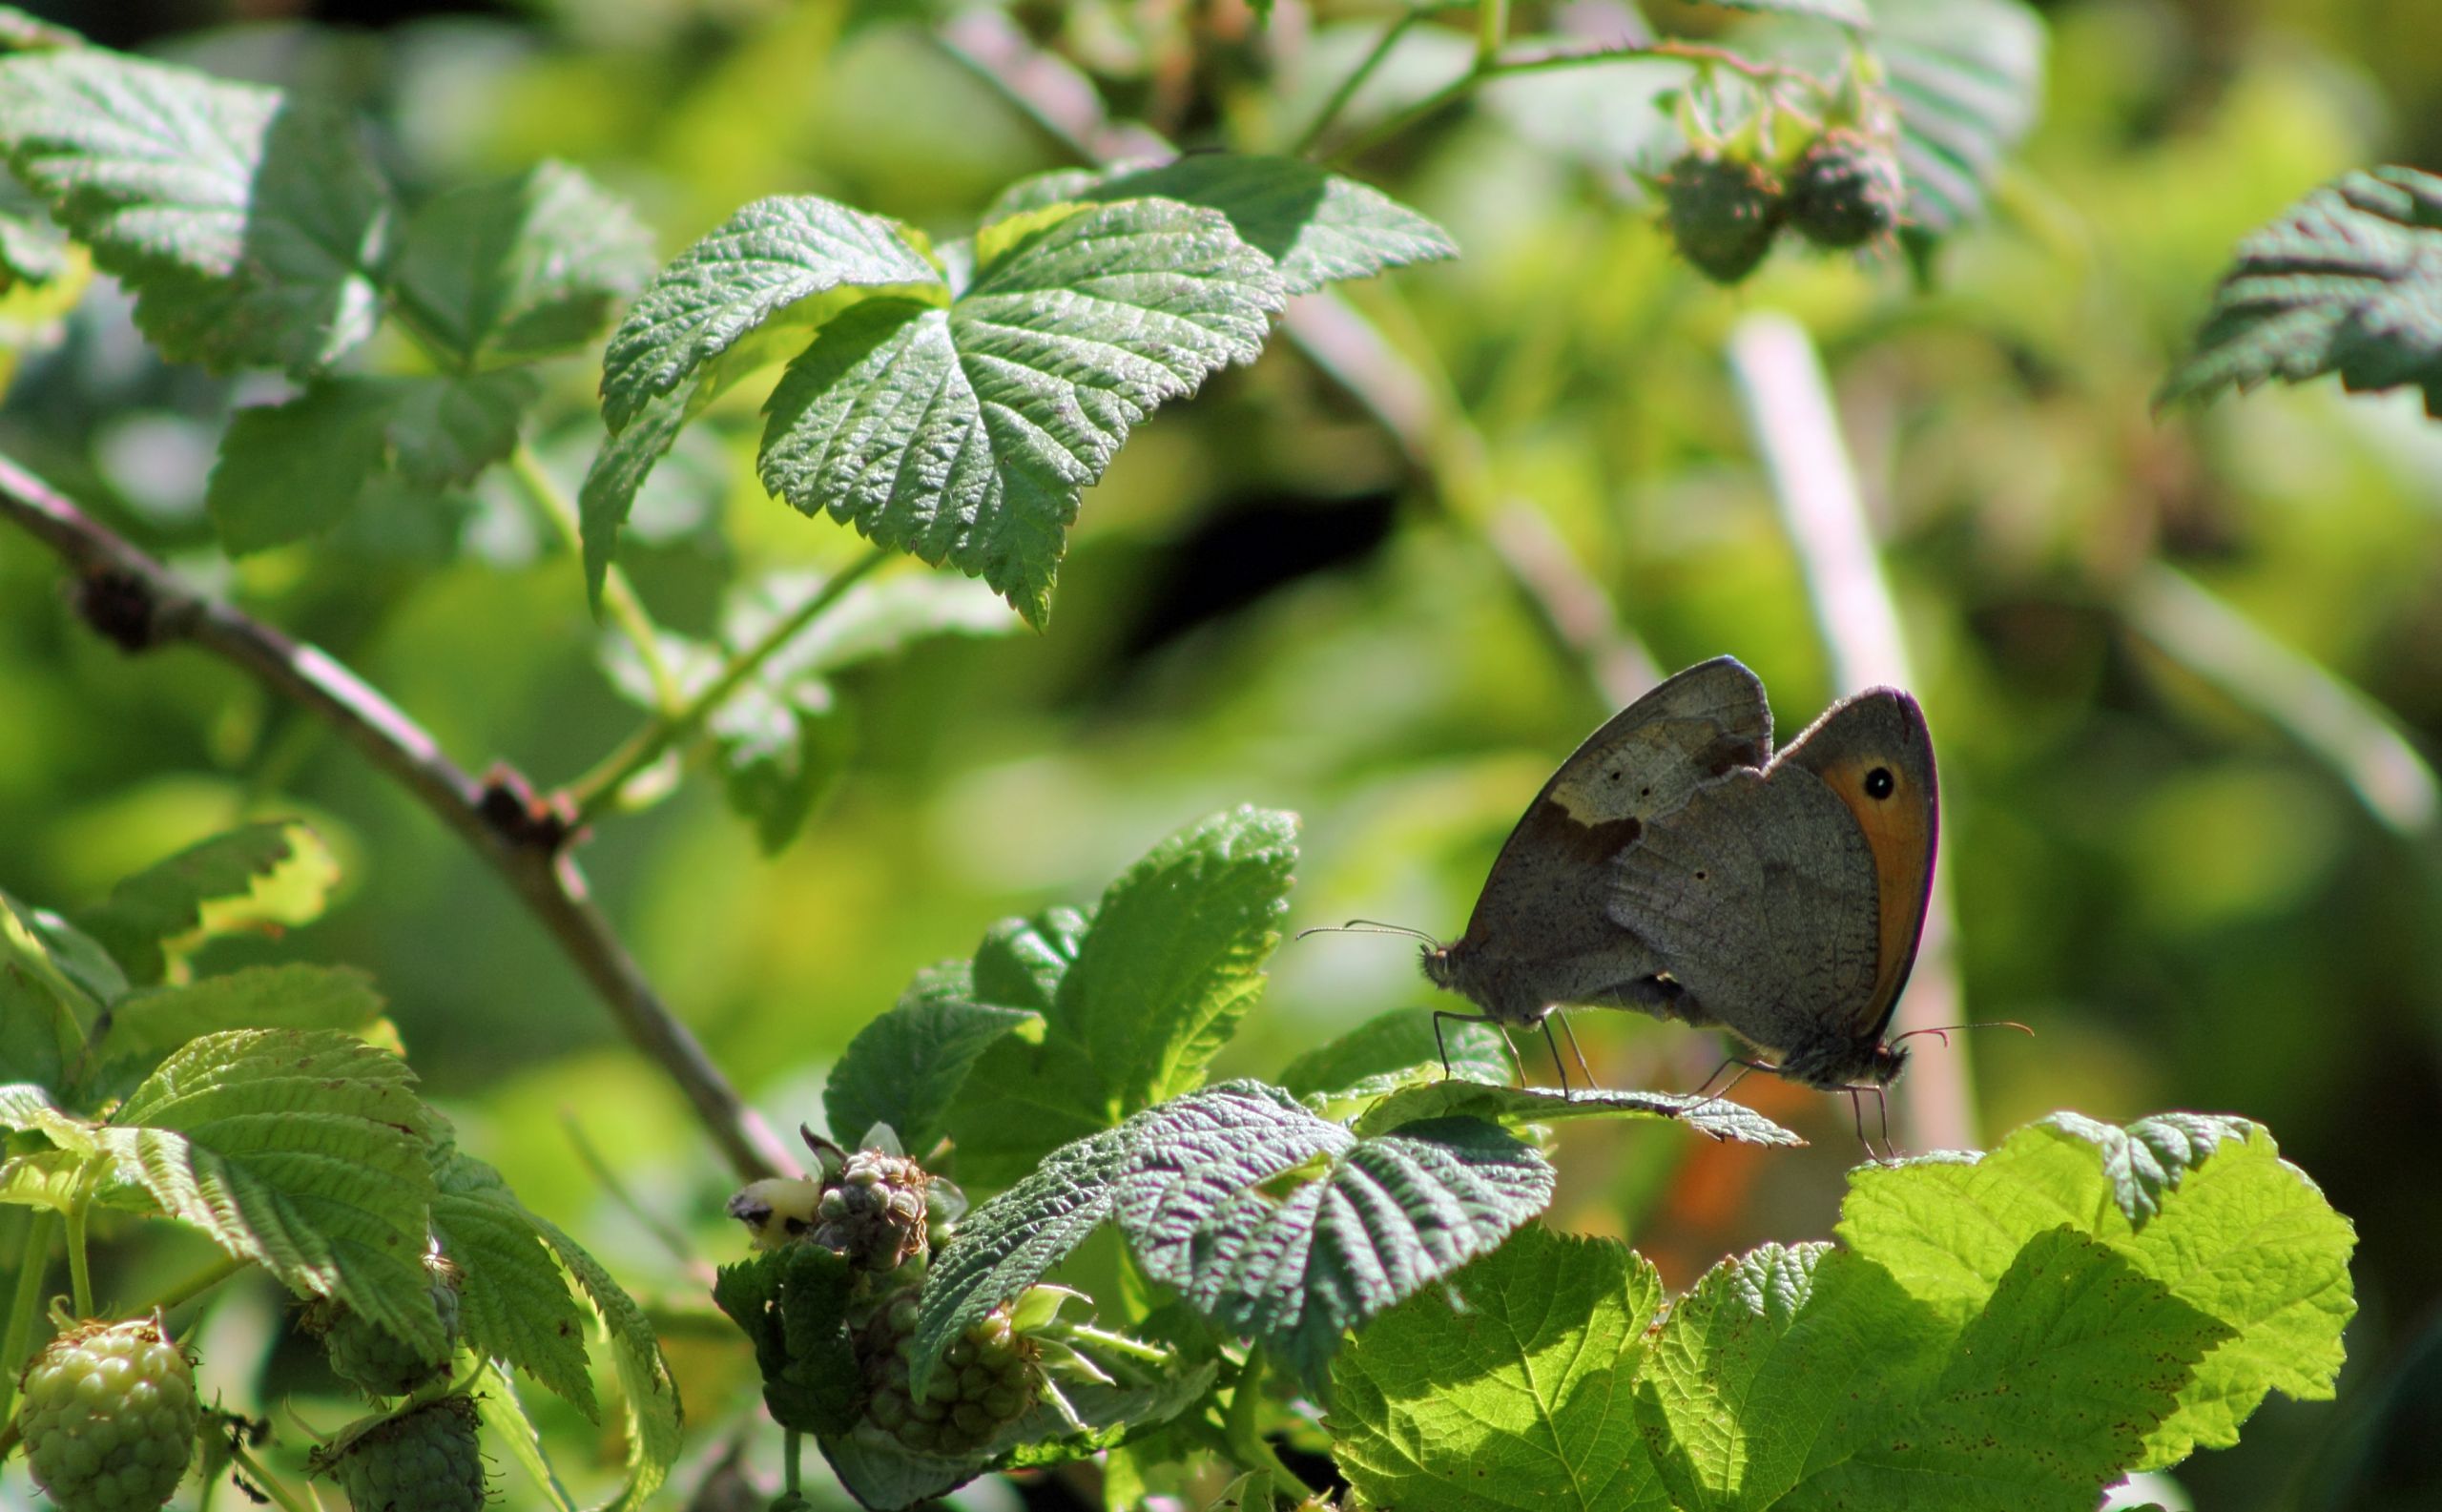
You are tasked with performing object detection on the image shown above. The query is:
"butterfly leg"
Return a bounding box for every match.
[1554,1011,1600,1097]
[1844,1084,1901,1165]
[1684,1056,1771,1137]
[1434,1009,1531,1087]
[1540,1017,1571,1099]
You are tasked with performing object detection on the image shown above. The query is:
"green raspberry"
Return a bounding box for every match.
[857,1298,1038,1457]
[13,1316,198,1512]
[1661,151,1784,283]
[1787,128,1906,249]
[327,1395,486,1512]
[313,1278,461,1398]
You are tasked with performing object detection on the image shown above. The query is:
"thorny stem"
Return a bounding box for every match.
[1221,1348,1317,1500]
[0,452,794,1183]
[64,1169,95,1320]
[507,444,680,712]
[1476,0,1509,62]
[1292,9,1422,156]
[564,543,893,826]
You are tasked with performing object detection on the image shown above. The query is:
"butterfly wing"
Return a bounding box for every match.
[1439,657,1773,1024]
[1604,765,1881,1067]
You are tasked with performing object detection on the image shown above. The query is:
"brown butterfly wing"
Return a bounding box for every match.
[1603,765,1881,1076]
[1438,657,1772,1025]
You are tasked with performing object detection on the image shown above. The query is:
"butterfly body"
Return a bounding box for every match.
[1424,657,1938,1091]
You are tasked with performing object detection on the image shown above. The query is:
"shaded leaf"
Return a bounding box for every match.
[1331,1225,1669,1512]
[74,822,338,984]
[394,160,654,368]
[2160,165,2442,415]
[0,48,393,372]
[97,963,386,1064]
[713,1242,861,1435]
[205,384,393,551]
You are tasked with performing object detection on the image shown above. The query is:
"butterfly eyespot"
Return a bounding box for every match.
[1864,766,1895,799]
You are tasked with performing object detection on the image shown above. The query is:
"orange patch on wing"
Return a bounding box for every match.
[1813,754,1936,1028]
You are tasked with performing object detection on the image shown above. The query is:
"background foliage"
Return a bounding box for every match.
[2,0,2437,1508]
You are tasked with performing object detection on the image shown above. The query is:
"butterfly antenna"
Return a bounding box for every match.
[1294,918,1441,944]
[1888,1020,2035,1051]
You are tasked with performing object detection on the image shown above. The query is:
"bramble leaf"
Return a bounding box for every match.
[393,160,654,368]
[821,962,1041,1157]
[944,809,1295,1187]
[96,963,387,1065]
[1351,1080,1805,1146]
[1280,1005,1513,1104]
[2159,165,2442,415]
[1838,1112,2356,1466]
[983,155,1458,296]
[0,47,393,372]
[430,1150,599,1421]
[1331,1225,1668,1512]
[98,1028,445,1352]
[1874,0,2046,236]
[75,821,339,985]
[207,376,534,551]
[714,1241,861,1435]
[921,1081,1552,1395]
[1714,0,1871,25]
[528,1206,683,1502]
[757,199,1283,626]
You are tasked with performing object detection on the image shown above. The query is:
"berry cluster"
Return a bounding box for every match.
[325,1395,487,1512]
[859,1295,1038,1456]
[1658,130,1906,283]
[814,1148,932,1274]
[12,1317,198,1512]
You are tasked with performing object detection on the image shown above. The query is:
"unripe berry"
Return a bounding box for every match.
[13,1317,198,1512]
[1661,152,1784,283]
[327,1395,486,1512]
[1787,129,1906,249]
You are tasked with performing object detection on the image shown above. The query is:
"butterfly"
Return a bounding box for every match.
[1415,655,1940,1098]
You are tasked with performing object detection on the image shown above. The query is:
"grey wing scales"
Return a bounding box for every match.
[1537,656,1773,829]
[1603,769,1879,1057]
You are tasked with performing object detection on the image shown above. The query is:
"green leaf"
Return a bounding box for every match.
[1838,1112,2356,1466]
[1132,1108,1553,1388]
[985,155,1459,297]
[944,810,1296,1186]
[1873,0,2046,236]
[713,1242,862,1435]
[913,1116,1128,1394]
[1279,1005,1512,1100]
[0,1145,84,1212]
[0,1081,96,1152]
[758,200,1284,627]
[75,821,339,984]
[821,962,1041,1156]
[99,1028,445,1352]
[600,195,945,434]
[528,1208,684,1504]
[430,1150,599,1421]
[0,204,67,287]
[712,668,854,854]
[924,1082,1553,1396]
[469,1376,582,1512]
[0,48,393,372]
[746,568,1022,678]
[97,963,387,1064]
[393,160,654,368]
[2160,165,2442,415]
[577,386,689,608]
[1069,805,1296,1113]
[1636,1232,2228,1511]
[1350,1081,1807,1146]
[1330,1224,1669,1512]
[207,377,533,551]
[1,891,106,1086]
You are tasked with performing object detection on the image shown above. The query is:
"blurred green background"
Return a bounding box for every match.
[4,1,2439,1507]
